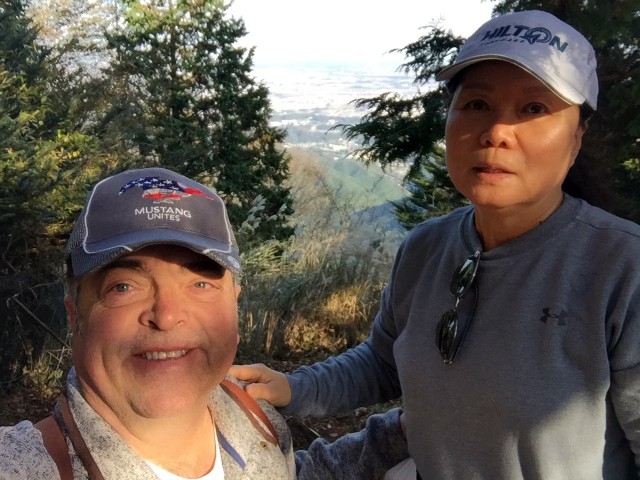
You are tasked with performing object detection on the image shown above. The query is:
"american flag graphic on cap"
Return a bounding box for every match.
[119,176,215,203]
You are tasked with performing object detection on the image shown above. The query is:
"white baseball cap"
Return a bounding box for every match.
[436,10,598,109]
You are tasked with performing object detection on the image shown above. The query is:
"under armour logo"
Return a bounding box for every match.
[540,308,568,325]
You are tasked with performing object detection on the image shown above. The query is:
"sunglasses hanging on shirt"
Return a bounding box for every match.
[435,251,481,364]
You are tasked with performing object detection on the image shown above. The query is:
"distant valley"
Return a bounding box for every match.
[257,63,417,210]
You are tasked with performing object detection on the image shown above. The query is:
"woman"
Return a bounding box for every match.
[231,10,640,479]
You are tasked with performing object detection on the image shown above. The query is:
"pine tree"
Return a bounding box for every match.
[0,0,50,232]
[341,26,469,228]
[101,0,294,245]
[0,0,104,384]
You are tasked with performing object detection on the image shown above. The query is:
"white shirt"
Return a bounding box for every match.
[146,431,224,480]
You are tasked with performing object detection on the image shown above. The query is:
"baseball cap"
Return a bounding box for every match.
[66,167,242,277]
[436,10,598,109]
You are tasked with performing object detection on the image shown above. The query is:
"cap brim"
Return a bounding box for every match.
[435,55,586,106]
[71,229,242,277]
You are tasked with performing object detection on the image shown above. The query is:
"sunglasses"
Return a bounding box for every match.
[436,251,481,364]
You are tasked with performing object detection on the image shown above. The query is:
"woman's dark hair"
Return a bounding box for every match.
[579,103,595,124]
[444,73,464,102]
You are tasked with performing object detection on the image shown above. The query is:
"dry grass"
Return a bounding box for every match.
[237,150,402,359]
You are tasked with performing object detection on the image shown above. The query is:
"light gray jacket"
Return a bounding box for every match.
[0,368,408,479]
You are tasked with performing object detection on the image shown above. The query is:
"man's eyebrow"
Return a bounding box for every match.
[100,258,143,273]
[98,256,225,277]
[184,259,225,278]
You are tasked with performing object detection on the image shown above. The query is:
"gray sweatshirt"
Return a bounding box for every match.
[283,195,640,479]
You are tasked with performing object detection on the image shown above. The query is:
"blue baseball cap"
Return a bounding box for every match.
[66,168,242,277]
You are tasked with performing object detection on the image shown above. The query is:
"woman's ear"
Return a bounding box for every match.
[569,120,588,167]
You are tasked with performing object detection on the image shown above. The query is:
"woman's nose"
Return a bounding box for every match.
[479,113,517,149]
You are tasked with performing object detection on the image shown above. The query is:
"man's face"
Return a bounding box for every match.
[445,61,585,216]
[67,245,241,422]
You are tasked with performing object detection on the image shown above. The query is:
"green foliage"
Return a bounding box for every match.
[101,0,294,245]
[1,0,115,250]
[0,0,107,389]
[392,152,468,229]
[340,26,469,229]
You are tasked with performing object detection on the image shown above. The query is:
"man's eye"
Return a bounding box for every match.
[113,283,131,293]
[194,281,209,289]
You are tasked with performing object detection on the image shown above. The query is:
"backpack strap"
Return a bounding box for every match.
[35,414,73,480]
[37,383,277,478]
[56,392,106,480]
[36,393,106,480]
[220,379,279,446]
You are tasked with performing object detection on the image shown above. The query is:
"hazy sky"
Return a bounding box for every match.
[227,0,494,67]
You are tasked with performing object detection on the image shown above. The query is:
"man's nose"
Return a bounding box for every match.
[141,286,184,330]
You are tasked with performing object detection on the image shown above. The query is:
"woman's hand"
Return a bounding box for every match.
[227,363,292,407]
[400,411,407,439]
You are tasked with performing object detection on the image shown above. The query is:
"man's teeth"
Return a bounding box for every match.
[143,350,187,360]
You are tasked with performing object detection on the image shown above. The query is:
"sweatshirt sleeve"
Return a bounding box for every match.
[294,408,409,480]
[281,339,401,418]
[608,282,640,474]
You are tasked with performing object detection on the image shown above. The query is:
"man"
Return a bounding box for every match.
[0,167,408,479]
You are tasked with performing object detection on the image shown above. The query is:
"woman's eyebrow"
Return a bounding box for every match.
[460,81,551,96]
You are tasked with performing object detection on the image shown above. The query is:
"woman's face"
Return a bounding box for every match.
[445,61,586,216]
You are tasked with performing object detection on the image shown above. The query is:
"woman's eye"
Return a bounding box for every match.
[524,103,548,114]
[465,99,488,111]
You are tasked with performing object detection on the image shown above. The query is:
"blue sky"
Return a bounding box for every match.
[227,0,494,68]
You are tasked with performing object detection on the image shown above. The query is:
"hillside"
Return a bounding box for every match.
[287,146,406,211]
[259,63,415,212]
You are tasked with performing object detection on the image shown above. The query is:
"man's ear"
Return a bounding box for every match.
[235,285,242,345]
[64,297,79,333]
